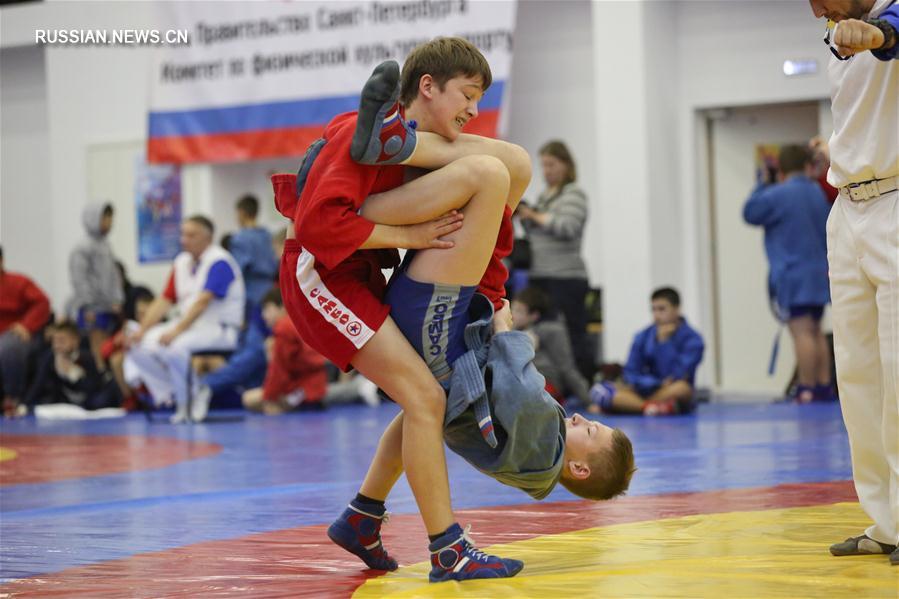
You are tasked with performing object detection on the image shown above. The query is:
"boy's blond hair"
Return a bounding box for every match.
[400,37,492,107]
[561,429,636,501]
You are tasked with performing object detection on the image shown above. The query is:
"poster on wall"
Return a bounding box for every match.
[148,1,517,164]
[135,155,182,263]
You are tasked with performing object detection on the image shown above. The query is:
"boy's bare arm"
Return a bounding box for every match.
[358,212,463,250]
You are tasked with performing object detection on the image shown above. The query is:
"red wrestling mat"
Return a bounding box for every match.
[0,434,222,485]
[0,480,856,598]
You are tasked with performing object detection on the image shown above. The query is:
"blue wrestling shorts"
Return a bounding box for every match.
[385,270,476,380]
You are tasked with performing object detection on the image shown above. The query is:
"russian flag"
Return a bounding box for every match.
[147,81,504,164]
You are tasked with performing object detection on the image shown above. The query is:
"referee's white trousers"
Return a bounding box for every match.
[827,190,899,546]
[126,321,237,411]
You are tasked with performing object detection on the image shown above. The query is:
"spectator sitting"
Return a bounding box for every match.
[242,287,327,415]
[101,288,154,410]
[69,202,124,371]
[126,215,246,423]
[231,194,278,318]
[0,246,51,418]
[191,286,272,415]
[25,320,119,411]
[512,286,591,407]
[743,144,834,403]
[115,261,152,322]
[187,222,284,405]
[590,287,704,416]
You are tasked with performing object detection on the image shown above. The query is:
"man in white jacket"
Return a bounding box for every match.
[808,0,899,566]
[127,215,245,423]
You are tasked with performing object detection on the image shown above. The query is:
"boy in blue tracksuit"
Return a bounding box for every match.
[230,194,278,318]
[590,287,705,416]
[743,144,834,403]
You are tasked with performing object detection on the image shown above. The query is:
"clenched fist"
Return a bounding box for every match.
[833,19,885,56]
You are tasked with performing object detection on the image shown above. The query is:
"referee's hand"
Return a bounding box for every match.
[833,19,885,56]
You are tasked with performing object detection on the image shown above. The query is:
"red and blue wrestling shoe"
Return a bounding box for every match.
[327,502,398,571]
[428,523,524,583]
[350,60,417,165]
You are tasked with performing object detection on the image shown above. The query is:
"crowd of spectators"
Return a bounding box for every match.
[3,135,838,422]
[0,194,376,423]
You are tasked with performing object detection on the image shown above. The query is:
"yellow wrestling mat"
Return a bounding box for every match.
[0,447,17,462]
[354,503,897,597]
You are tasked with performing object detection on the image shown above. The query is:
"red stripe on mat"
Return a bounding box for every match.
[0,434,221,485]
[0,480,856,598]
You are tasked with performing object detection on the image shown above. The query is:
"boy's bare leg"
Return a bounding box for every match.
[405,132,530,210]
[351,319,454,535]
[353,157,510,512]
[108,351,130,399]
[405,157,510,285]
[361,155,511,226]
[359,412,405,500]
[647,380,693,404]
[788,315,819,386]
[610,384,649,414]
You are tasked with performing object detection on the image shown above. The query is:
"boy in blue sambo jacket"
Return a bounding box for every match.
[589,287,704,416]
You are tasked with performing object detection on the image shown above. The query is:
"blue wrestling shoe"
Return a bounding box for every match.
[327,501,398,571]
[350,60,417,165]
[428,523,524,583]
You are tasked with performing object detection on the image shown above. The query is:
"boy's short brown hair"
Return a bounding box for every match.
[400,37,492,106]
[561,428,636,501]
[262,286,283,308]
[52,319,81,339]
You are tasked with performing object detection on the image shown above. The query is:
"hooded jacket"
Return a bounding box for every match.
[443,293,567,500]
[68,202,123,313]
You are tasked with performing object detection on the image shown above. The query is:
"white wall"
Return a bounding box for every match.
[592,1,656,363]
[709,102,821,394]
[673,0,831,387]
[506,0,599,283]
[1,1,163,310]
[0,45,52,296]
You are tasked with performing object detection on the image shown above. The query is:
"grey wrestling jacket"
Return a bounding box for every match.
[443,294,567,500]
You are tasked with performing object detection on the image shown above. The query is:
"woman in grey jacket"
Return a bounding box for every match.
[517,140,593,379]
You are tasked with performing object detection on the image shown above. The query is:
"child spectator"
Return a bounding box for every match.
[101,288,154,410]
[230,195,278,317]
[115,261,152,322]
[242,287,327,414]
[512,286,591,407]
[69,202,124,370]
[25,321,119,411]
[590,287,704,416]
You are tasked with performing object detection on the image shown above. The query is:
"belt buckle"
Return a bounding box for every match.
[847,180,874,202]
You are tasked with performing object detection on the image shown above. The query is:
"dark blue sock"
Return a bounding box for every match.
[352,493,385,513]
[428,526,453,543]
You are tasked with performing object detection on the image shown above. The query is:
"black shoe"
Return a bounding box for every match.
[890,546,898,566]
[829,534,897,556]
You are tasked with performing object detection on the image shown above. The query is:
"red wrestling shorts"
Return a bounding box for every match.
[280,239,390,371]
